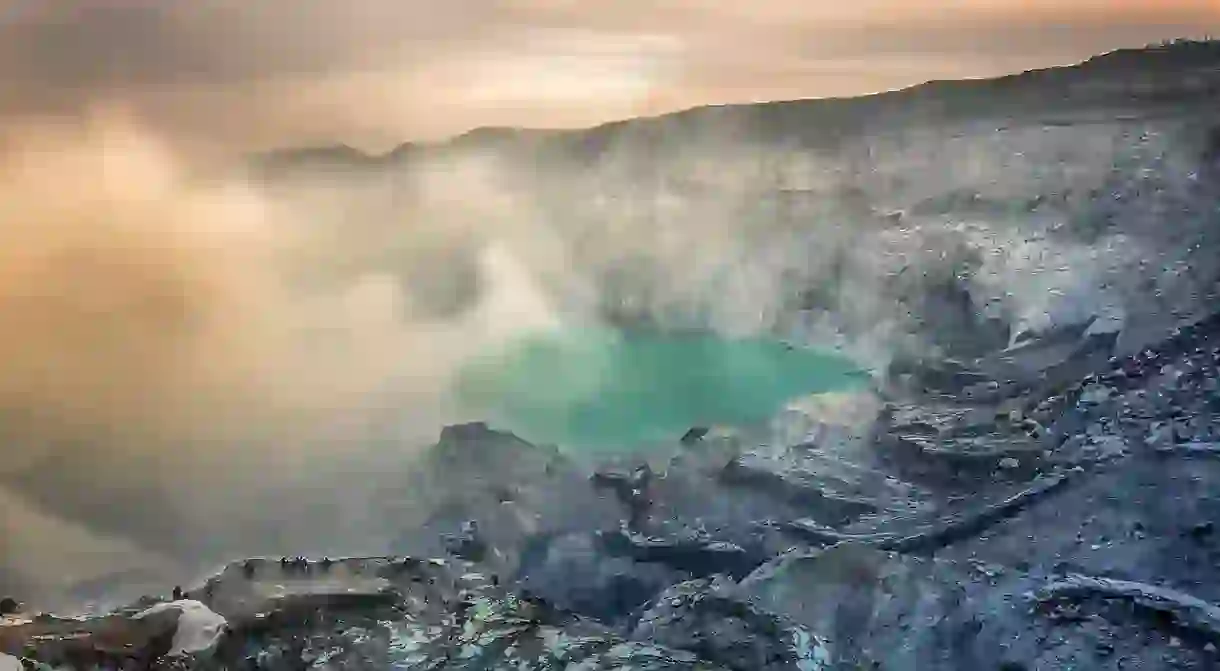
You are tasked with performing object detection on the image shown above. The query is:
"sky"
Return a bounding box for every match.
[0,0,1217,153]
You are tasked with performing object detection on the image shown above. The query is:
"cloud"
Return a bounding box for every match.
[0,110,573,609]
[0,1,1214,148]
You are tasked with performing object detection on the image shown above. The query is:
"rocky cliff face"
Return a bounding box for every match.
[247,40,1220,369]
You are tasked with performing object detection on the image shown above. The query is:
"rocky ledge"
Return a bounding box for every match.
[0,554,829,671]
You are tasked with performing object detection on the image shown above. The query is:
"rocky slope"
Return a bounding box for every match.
[5,40,1220,670]
[6,295,1220,669]
[246,40,1220,370]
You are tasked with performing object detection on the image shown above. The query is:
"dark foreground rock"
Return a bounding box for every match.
[1,555,830,671]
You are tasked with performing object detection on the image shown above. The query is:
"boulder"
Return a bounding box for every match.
[513,532,686,624]
[630,577,832,671]
[131,600,226,658]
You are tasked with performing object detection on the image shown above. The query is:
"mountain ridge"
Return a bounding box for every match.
[249,39,1220,175]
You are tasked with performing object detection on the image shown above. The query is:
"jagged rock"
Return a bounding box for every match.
[629,578,833,671]
[7,556,752,670]
[226,584,726,670]
[887,357,988,394]
[780,471,1071,553]
[737,541,1220,668]
[384,423,620,575]
[1009,317,1099,352]
[1035,574,1220,642]
[442,520,491,562]
[599,526,765,580]
[591,464,654,527]
[718,457,878,525]
[1077,384,1117,406]
[1155,441,1220,458]
[438,421,500,444]
[1147,420,1182,449]
[732,545,994,667]
[3,606,188,669]
[514,532,687,624]
[680,427,711,445]
[132,600,227,658]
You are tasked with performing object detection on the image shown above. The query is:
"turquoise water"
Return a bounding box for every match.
[454,328,868,453]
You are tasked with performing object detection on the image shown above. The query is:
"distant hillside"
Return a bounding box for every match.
[249,40,1220,179]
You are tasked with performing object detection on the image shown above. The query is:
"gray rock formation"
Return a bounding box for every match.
[1,555,829,671]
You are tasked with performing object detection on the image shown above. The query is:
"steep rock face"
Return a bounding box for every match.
[378,422,625,573]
